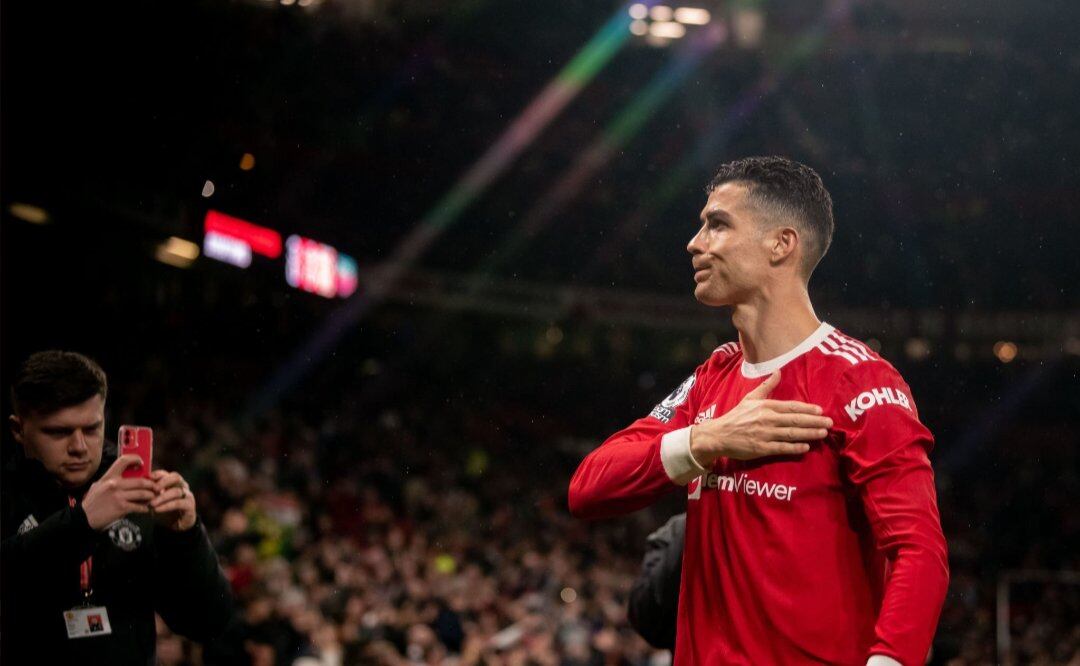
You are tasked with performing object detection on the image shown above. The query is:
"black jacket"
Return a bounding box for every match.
[1,441,234,665]
[627,513,685,651]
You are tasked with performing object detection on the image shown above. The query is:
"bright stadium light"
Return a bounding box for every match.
[650,5,673,21]
[994,341,1018,363]
[628,3,648,20]
[156,237,200,268]
[674,7,711,25]
[8,202,50,224]
[645,34,671,48]
[239,153,256,171]
[201,180,215,198]
[164,237,199,260]
[629,19,649,36]
[649,21,686,39]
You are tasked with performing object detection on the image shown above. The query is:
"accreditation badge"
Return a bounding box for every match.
[63,606,112,639]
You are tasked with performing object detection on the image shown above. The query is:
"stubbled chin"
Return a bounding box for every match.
[695,282,721,302]
[61,469,94,488]
[694,284,727,307]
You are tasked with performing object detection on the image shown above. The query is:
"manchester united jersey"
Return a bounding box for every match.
[569,322,948,665]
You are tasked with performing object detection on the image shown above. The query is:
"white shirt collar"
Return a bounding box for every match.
[740,322,834,378]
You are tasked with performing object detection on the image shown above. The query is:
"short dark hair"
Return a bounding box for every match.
[705,156,834,276]
[11,351,108,417]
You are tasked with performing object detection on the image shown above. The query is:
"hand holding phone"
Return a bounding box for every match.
[118,426,153,479]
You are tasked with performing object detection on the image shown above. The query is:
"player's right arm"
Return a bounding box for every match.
[569,369,832,520]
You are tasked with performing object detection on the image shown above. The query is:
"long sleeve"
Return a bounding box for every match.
[831,365,949,665]
[1,504,97,575]
[153,518,235,642]
[569,372,707,520]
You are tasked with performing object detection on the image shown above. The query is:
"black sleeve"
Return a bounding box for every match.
[1,504,97,575]
[627,513,685,650]
[152,518,235,642]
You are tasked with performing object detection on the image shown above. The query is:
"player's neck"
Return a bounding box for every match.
[732,285,820,365]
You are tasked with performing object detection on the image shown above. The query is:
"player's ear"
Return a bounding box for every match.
[768,226,799,265]
[9,414,24,445]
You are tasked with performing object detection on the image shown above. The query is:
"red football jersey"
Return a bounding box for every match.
[569,323,949,665]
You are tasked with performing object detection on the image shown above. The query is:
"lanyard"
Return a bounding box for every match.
[68,496,93,600]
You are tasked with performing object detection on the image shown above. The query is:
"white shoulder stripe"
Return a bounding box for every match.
[834,333,878,363]
[828,333,871,362]
[817,341,859,365]
[841,343,871,362]
[817,331,878,366]
[833,332,874,357]
[820,335,843,352]
[714,342,739,356]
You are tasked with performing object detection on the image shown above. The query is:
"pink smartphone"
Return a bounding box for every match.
[118,425,153,479]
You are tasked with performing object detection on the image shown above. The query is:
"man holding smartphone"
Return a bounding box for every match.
[1,351,234,664]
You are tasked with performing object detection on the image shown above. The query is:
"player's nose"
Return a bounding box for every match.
[687,225,706,255]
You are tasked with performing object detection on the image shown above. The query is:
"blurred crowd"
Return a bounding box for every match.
[145,389,667,665]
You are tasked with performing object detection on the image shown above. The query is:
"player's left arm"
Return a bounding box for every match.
[830,364,949,666]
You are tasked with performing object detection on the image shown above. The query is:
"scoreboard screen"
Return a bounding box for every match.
[203,210,358,299]
[285,235,359,299]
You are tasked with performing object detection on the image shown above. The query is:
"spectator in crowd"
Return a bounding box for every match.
[1,351,235,664]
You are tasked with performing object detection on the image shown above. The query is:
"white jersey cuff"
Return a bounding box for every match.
[660,427,708,485]
[866,656,902,666]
